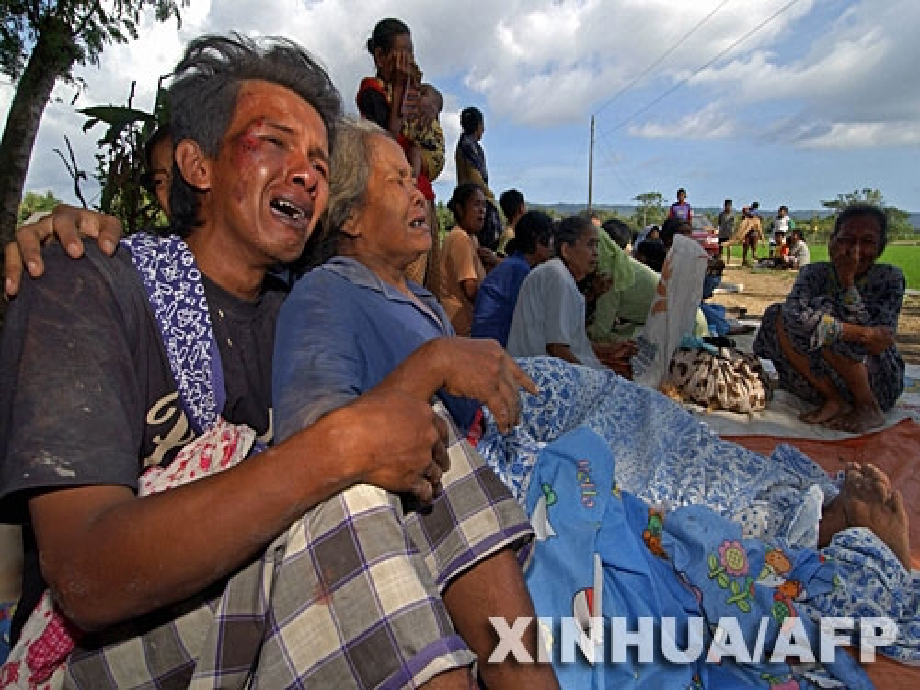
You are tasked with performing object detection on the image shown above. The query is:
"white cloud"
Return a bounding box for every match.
[627,103,737,140]
[3,0,920,209]
[801,121,920,149]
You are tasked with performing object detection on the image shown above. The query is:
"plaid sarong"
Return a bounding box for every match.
[64,405,532,689]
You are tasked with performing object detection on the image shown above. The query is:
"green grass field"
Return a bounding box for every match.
[806,243,920,290]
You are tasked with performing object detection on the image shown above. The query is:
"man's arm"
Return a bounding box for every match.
[31,388,445,631]
[4,254,447,631]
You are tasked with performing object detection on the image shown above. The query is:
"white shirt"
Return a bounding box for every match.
[788,240,810,267]
[507,258,604,369]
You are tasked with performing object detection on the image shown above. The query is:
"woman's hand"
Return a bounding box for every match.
[5,205,122,298]
[427,338,538,433]
[830,242,860,289]
[594,340,637,377]
[584,273,613,303]
[863,325,895,355]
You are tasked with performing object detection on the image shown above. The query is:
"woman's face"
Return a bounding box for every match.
[376,32,414,83]
[829,214,882,276]
[562,224,600,282]
[458,189,486,234]
[346,135,430,271]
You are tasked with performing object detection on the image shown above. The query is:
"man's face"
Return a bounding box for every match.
[148,137,173,215]
[205,80,330,266]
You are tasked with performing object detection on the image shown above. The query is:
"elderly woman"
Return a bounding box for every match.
[754,204,905,433]
[438,183,489,336]
[507,214,635,374]
[273,118,557,690]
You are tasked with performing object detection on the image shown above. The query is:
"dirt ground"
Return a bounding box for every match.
[711,263,920,365]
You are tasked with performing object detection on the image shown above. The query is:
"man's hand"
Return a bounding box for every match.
[330,389,451,504]
[5,205,122,298]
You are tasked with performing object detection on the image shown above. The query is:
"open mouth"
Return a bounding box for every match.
[409,217,427,230]
[269,196,310,223]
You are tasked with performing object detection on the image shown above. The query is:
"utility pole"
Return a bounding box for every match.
[587,115,595,211]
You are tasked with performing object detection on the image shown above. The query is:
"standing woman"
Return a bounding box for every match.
[439,184,487,336]
[358,18,416,139]
[358,18,440,291]
[455,106,502,250]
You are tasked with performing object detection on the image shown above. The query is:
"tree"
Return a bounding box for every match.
[820,188,884,212]
[78,79,169,235]
[819,188,914,241]
[17,189,61,224]
[633,192,664,228]
[0,1,184,269]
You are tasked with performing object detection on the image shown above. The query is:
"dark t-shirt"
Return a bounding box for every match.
[0,243,285,640]
[718,210,735,241]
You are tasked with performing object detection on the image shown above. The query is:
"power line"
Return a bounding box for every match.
[597,0,802,140]
[593,0,732,118]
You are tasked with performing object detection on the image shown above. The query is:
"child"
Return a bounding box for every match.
[402,83,444,202]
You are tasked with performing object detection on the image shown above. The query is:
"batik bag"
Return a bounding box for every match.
[668,346,770,414]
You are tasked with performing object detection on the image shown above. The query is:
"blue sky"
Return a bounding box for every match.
[2,0,919,213]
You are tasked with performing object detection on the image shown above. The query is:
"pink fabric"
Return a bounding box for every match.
[0,419,254,689]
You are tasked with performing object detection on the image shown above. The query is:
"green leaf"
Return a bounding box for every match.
[717,573,729,588]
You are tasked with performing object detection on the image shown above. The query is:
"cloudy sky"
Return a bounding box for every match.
[3,0,919,213]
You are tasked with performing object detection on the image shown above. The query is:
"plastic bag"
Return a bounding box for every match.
[631,234,707,388]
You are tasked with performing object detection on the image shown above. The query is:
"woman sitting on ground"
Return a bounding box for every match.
[507,214,635,374]
[439,183,489,336]
[754,203,905,433]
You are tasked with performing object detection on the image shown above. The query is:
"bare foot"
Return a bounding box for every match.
[800,398,849,424]
[840,463,911,568]
[823,402,885,434]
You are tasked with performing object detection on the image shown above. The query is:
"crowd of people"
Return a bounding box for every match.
[0,16,913,689]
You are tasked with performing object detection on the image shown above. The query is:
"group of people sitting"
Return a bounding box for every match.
[0,20,914,690]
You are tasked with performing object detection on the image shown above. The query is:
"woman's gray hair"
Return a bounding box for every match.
[301,118,391,269]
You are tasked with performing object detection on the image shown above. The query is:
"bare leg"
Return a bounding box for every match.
[819,349,886,433]
[422,669,478,688]
[443,548,559,689]
[775,311,849,423]
[821,463,910,568]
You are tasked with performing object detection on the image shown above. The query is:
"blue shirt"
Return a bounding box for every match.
[273,256,480,441]
[471,252,531,347]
